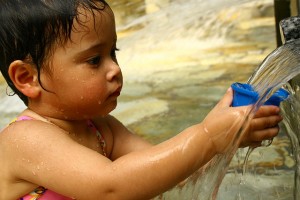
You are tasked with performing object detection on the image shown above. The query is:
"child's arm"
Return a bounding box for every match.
[108,88,281,159]
[5,88,281,200]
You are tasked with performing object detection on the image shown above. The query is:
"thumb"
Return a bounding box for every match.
[217,87,233,108]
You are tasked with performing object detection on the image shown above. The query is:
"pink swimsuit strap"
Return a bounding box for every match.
[13,116,107,199]
[9,115,33,125]
[87,119,107,157]
[17,116,34,121]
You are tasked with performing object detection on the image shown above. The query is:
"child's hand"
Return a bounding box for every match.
[200,87,248,153]
[239,105,282,148]
[200,88,282,154]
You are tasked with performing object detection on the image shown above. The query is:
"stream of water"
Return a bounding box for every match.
[152,37,300,200]
[248,39,300,200]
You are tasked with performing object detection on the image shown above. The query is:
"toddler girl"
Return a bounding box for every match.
[0,0,282,199]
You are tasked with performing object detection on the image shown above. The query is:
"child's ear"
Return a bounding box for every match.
[8,60,41,98]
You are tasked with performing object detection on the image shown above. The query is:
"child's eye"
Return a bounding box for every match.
[87,56,101,66]
[111,48,120,63]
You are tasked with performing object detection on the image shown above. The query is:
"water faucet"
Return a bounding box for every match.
[248,15,300,93]
[279,16,300,90]
[280,16,300,44]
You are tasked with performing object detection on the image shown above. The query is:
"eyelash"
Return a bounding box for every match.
[87,48,120,66]
[87,56,101,65]
[111,48,120,62]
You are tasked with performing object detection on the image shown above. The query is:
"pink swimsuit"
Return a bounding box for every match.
[21,187,71,200]
[12,116,107,200]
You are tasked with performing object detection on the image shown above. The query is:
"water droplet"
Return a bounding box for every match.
[98,101,102,105]
[235,193,244,200]
[239,176,246,185]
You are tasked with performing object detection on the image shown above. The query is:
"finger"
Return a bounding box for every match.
[240,141,262,148]
[249,126,279,142]
[250,115,283,131]
[254,105,280,118]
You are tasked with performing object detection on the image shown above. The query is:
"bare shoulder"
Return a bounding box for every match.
[0,119,116,199]
[0,119,72,156]
[1,118,70,141]
[0,120,72,199]
[0,119,69,157]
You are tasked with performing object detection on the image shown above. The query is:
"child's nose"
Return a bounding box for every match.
[106,61,122,82]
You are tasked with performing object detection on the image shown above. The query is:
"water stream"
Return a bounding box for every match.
[247,39,300,199]
[151,34,300,200]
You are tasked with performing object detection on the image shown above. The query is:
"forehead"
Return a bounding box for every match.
[67,5,116,48]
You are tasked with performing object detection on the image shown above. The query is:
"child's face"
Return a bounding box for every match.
[38,5,122,120]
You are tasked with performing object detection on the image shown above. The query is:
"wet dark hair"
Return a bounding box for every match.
[0,0,108,105]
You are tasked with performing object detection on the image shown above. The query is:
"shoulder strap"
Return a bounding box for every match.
[9,116,34,126]
[86,120,107,157]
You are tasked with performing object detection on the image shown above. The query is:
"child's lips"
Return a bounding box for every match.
[111,91,120,97]
[110,86,122,97]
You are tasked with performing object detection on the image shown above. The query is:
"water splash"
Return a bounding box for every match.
[281,82,300,199]
[248,39,300,200]
[153,36,300,200]
[241,38,300,178]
